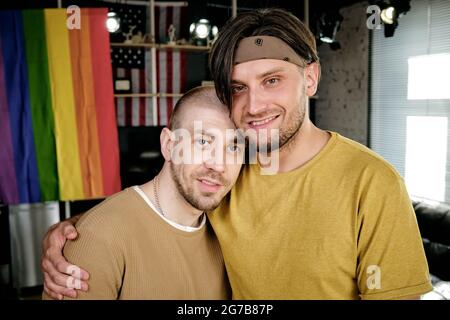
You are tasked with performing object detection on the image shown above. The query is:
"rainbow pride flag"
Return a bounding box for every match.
[0,8,121,204]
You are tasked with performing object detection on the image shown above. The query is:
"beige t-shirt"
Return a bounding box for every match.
[46,187,230,299]
[209,131,432,299]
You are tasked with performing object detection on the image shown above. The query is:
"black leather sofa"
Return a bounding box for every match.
[413,200,450,281]
[412,199,450,299]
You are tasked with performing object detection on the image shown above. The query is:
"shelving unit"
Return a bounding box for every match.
[111,41,209,100]
[111,0,211,125]
[110,42,210,52]
[114,92,184,98]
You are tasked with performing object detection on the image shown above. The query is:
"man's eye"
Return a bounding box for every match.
[231,85,245,94]
[196,138,210,146]
[227,144,241,153]
[265,78,279,86]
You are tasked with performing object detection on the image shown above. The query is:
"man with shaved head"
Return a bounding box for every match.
[42,8,430,300]
[42,86,244,299]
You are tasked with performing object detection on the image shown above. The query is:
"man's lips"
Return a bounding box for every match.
[198,178,222,186]
[197,178,223,193]
[247,115,280,128]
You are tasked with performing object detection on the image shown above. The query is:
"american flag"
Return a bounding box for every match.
[110,4,187,126]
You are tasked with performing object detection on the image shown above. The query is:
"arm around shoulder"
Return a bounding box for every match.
[63,225,124,300]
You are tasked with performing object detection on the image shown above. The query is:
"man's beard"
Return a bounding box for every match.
[170,163,226,211]
[253,97,306,154]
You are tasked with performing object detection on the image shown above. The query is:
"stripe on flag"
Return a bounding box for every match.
[114,4,187,127]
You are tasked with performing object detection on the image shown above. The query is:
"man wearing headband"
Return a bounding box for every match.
[42,8,431,299]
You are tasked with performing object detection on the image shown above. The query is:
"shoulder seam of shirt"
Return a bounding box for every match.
[76,188,135,229]
[335,134,403,181]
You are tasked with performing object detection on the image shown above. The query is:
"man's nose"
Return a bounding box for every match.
[204,153,225,173]
[247,88,268,115]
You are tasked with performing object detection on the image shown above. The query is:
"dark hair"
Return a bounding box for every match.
[209,8,320,108]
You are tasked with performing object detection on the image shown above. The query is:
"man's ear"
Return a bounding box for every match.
[160,127,174,162]
[304,62,320,97]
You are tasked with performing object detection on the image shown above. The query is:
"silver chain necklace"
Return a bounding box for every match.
[153,175,205,225]
[153,175,165,216]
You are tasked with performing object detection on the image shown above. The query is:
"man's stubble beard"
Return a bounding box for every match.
[169,162,224,212]
[255,94,307,154]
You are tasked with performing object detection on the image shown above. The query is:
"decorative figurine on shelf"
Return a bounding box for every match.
[131,31,147,44]
[209,26,219,47]
[123,25,137,44]
[207,30,219,48]
[176,38,189,45]
[168,24,176,45]
[145,33,155,44]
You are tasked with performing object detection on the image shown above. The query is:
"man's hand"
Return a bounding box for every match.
[41,215,89,300]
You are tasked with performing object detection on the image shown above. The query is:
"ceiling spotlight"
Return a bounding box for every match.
[189,19,218,46]
[376,0,411,37]
[106,12,120,33]
[317,10,343,50]
[380,6,396,24]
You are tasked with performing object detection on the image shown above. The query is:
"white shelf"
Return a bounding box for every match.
[112,0,210,125]
[110,42,210,52]
[114,93,184,98]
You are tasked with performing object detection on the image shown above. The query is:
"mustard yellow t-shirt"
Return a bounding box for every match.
[208,131,432,299]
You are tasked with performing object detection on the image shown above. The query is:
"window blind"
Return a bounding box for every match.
[370,0,450,203]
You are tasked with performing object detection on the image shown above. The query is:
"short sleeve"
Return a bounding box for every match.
[356,168,433,300]
[62,226,124,300]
